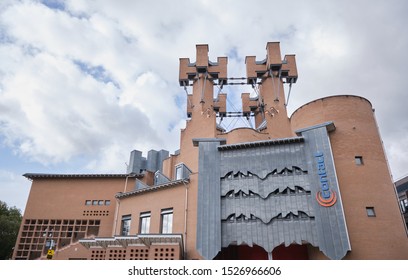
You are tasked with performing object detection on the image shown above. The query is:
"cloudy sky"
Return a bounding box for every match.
[1,0,407,212]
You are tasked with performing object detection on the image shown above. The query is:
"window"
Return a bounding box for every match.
[121,215,131,236]
[86,200,110,206]
[355,156,364,165]
[400,199,408,213]
[175,163,192,180]
[160,208,173,234]
[366,207,376,217]
[175,165,183,180]
[139,212,151,234]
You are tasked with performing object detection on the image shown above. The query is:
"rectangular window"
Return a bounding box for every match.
[121,215,131,236]
[98,200,104,206]
[160,208,173,234]
[139,212,151,234]
[401,199,408,213]
[85,200,91,206]
[92,200,98,205]
[105,200,111,206]
[355,156,364,165]
[175,165,183,180]
[366,207,376,217]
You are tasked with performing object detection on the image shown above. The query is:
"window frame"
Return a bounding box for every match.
[121,215,131,236]
[355,156,364,165]
[366,207,376,217]
[160,208,173,234]
[139,212,151,234]
[175,165,183,180]
[400,198,408,213]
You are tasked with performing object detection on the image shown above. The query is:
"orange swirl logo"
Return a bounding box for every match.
[315,152,337,207]
[316,190,337,207]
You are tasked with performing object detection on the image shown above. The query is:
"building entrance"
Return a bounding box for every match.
[214,244,309,260]
[214,244,268,260]
[271,244,309,260]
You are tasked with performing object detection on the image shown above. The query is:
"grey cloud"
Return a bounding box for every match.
[0,0,407,179]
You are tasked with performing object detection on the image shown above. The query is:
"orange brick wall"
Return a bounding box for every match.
[291,95,408,259]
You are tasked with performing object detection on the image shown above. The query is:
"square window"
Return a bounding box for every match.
[366,207,376,217]
[174,163,191,180]
[355,156,364,165]
[105,200,111,206]
[98,200,104,206]
[92,200,98,205]
[85,200,91,206]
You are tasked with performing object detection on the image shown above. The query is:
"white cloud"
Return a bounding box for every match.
[0,0,407,185]
[0,44,159,167]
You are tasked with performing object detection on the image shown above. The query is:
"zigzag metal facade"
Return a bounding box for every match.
[195,122,351,260]
[14,42,408,260]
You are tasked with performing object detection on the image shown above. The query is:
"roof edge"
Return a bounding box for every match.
[218,136,304,151]
[23,173,144,180]
[116,178,190,199]
[290,95,372,119]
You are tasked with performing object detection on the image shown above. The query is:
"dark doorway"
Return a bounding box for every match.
[214,243,310,260]
[214,244,268,260]
[271,244,309,260]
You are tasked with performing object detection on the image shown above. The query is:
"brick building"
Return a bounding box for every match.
[13,42,408,260]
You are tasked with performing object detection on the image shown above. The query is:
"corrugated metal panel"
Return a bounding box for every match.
[298,124,351,260]
[195,139,223,260]
[219,141,318,257]
[218,137,304,151]
[195,124,350,260]
[220,174,311,197]
[221,219,318,252]
[127,150,143,174]
[221,195,314,222]
[220,143,307,177]
[217,126,350,260]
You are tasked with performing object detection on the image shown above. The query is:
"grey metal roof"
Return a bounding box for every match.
[23,173,144,180]
[115,178,189,199]
[294,121,336,135]
[193,138,227,147]
[217,136,304,151]
[79,234,183,250]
